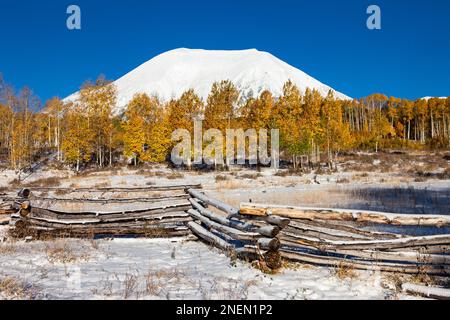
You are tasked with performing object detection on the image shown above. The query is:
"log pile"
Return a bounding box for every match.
[187,189,287,270]
[401,283,450,300]
[0,200,17,225]
[240,203,450,276]
[8,185,200,238]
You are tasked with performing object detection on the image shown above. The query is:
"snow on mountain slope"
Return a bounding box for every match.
[65,48,351,114]
[420,96,447,101]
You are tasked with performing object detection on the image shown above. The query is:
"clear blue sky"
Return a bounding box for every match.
[0,0,449,103]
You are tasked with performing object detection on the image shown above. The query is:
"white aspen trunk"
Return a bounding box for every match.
[48,116,51,147]
[57,107,61,161]
[421,118,425,143]
[109,134,112,167]
[431,110,435,138]
[408,120,411,140]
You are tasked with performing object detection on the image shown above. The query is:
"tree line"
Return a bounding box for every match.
[0,74,449,172]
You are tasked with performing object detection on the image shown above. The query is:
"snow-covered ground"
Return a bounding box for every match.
[0,233,413,300]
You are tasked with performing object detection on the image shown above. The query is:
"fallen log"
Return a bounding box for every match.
[256,237,281,251]
[29,202,191,219]
[25,213,191,227]
[281,251,450,275]
[0,217,10,225]
[280,239,450,265]
[402,283,450,300]
[189,198,280,237]
[285,223,373,241]
[22,194,190,203]
[11,214,192,236]
[18,188,31,198]
[188,221,234,250]
[188,189,239,216]
[0,209,16,215]
[23,184,202,193]
[22,226,191,238]
[291,218,402,240]
[240,203,450,227]
[281,232,450,251]
[340,249,450,265]
[15,218,190,230]
[281,235,449,255]
[391,245,450,254]
[187,221,261,261]
[235,214,291,229]
[188,209,259,241]
[188,209,280,250]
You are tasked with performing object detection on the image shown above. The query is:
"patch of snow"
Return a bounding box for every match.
[420,96,447,101]
[0,237,392,300]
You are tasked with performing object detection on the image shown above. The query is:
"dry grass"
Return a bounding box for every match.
[274,170,290,177]
[238,173,262,180]
[89,238,99,250]
[215,179,250,190]
[145,273,163,296]
[281,260,314,271]
[215,174,228,182]
[23,176,62,188]
[136,169,184,180]
[45,241,89,264]
[0,243,16,254]
[122,272,138,299]
[198,277,258,300]
[144,269,187,296]
[0,277,26,299]
[54,188,69,196]
[274,169,304,177]
[409,265,437,287]
[94,182,109,188]
[357,172,369,178]
[166,172,184,180]
[0,276,39,299]
[332,262,357,280]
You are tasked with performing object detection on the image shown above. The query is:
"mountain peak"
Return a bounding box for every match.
[65,48,351,114]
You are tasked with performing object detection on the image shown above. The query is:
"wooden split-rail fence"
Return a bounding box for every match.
[2,185,286,270]
[240,203,450,276]
[2,186,450,276]
[7,185,200,238]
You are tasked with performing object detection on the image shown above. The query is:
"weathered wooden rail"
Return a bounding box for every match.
[402,283,450,300]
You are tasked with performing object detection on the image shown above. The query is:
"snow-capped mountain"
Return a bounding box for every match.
[420,96,447,101]
[65,48,351,114]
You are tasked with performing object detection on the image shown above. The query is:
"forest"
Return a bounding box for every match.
[0,74,449,173]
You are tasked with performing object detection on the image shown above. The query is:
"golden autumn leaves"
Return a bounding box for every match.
[0,75,449,172]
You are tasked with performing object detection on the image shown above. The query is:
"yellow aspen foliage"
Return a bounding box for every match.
[167,89,203,133]
[79,75,117,167]
[61,104,94,171]
[122,104,146,165]
[204,80,239,131]
[123,93,171,164]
